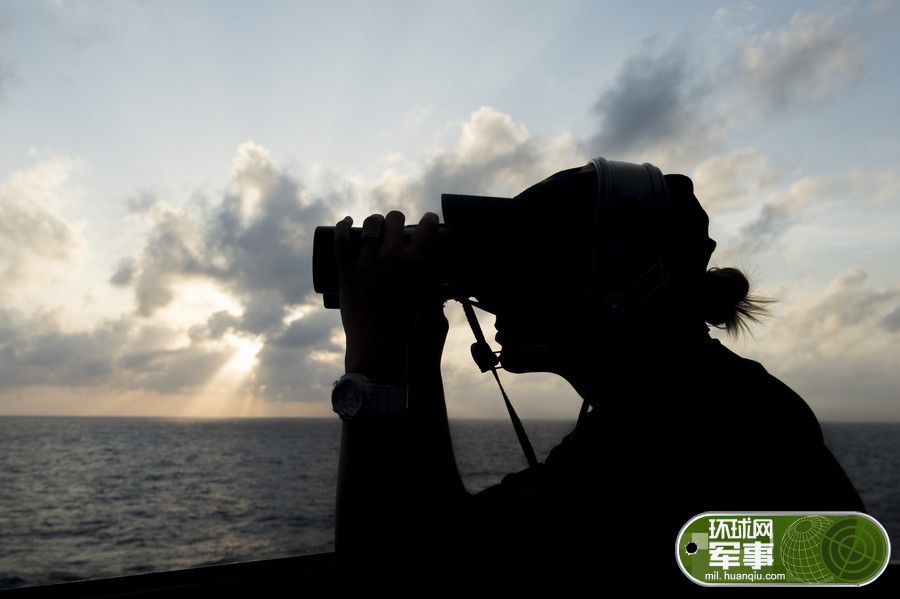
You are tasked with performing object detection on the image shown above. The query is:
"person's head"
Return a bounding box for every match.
[468,159,769,378]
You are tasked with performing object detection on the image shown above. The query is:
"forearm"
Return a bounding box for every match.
[331,211,468,560]
[334,362,467,558]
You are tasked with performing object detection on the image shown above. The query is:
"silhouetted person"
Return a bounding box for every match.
[329,159,864,588]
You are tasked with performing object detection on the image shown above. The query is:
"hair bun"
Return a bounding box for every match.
[702,267,770,335]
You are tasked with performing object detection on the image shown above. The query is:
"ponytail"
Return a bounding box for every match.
[701,267,773,336]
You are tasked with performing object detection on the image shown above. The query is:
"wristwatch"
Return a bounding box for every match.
[331,373,408,421]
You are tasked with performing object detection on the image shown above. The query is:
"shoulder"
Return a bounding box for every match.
[694,337,823,434]
[700,336,776,381]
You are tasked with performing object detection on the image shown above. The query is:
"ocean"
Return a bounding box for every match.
[0,417,897,590]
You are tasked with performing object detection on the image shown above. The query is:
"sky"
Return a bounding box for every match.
[0,0,898,421]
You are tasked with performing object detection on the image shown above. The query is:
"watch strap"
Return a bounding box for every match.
[365,382,408,416]
[333,373,408,420]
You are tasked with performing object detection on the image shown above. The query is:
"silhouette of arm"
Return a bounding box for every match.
[333,211,467,562]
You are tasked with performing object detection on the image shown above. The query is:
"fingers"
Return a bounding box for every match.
[359,213,385,258]
[382,211,406,250]
[410,212,439,260]
[334,215,353,276]
[361,213,385,239]
[337,210,438,270]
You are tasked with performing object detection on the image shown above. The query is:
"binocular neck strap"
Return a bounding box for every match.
[459,299,539,470]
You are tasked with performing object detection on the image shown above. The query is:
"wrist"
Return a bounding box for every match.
[345,345,407,385]
[332,373,409,421]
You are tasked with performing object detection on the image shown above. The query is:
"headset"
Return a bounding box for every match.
[460,158,674,466]
[588,157,671,330]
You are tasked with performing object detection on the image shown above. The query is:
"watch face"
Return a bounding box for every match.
[333,379,364,419]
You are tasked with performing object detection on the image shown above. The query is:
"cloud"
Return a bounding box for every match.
[882,306,900,333]
[368,107,583,217]
[0,157,84,300]
[100,122,586,402]
[126,190,158,215]
[790,268,900,337]
[252,336,342,401]
[424,110,563,196]
[109,142,345,399]
[582,8,864,174]
[188,310,240,342]
[0,8,12,101]
[6,89,890,413]
[0,306,244,394]
[744,268,900,420]
[724,176,815,255]
[125,142,332,323]
[587,39,727,169]
[268,310,339,349]
[721,165,900,256]
[1,5,894,418]
[736,10,863,114]
[0,143,347,400]
[690,148,774,215]
[109,257,135,286]
[870,0,900,29]
[0,309,129,389]
[0,62,12,100]
[117,344,233,395]
[0,153,256,393]
[251,309,344,401]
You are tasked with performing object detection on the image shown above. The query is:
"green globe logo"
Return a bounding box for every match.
[820,517,889,583]
[781,515,889,584]
[781,516,834,582]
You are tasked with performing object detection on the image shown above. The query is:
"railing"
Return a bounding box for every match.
[2,555,898,596]
[0,554,336,597]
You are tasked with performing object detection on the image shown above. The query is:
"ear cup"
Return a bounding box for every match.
[589,157,671,326]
